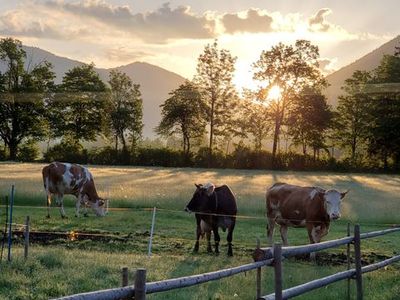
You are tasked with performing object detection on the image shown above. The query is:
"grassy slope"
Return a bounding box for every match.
[0,163,399,299]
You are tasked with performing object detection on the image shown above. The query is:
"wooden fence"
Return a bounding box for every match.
[55,224,400,300]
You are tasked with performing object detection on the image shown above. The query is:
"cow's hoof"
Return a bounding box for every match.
[61,215,68,219]
[84,213,88,217]
[207,247,212,253]
[228,252,233,257]
[46,215,50,219]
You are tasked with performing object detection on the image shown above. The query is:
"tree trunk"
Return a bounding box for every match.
[208,96,215,167]
[272,117,281,163]
[8,140,18,161]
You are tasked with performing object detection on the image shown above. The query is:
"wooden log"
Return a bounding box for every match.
[354,224,363,300]
[259,254,400,300]
[134,269,146,300]
[257,236,354,260]
[260,269,356,299]
[273,244,283,300]
[24,216,30,259]
[359,227,400,240]
[55,286,135,300]
[146,259,273,294]
[121,267,128,287]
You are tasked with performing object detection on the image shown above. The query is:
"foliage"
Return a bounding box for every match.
[48,64,107,143]
[287,87,332,156]
[107,70,143,156]
[334,71,372,165]
[194,40,238,160]
[43,138,88,163]
[252,40,326,160]
[135,147,189,167]
[157,81,206,158]
[16,140,40,162]
[0,37,55,160]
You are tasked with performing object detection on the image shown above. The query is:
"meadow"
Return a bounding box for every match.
[0,162,399,299]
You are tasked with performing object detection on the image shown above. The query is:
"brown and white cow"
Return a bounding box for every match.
[42,162,108,218]
[266,182,348,248]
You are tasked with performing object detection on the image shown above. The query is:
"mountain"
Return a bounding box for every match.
[11,45,186,138]
[325,35,400,106]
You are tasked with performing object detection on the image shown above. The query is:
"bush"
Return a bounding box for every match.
[88,147,130,165]
[135,147,188,167]
[17,140,40,162]
[44,139,88,163]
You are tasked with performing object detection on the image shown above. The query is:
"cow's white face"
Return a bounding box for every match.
[324,190,348,220]
[90,199,108,216]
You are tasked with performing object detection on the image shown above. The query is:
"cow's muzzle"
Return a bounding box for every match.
[331,214,340,220]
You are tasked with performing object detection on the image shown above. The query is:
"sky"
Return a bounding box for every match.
[0,0,398,89]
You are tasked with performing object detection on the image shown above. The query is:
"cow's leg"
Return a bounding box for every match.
[193,216,201,253]
[206,231,212,253]
[46,193,52,218]
[267,217,276,246]
[307,224,318,261]
[279,225,289,246]
[75,197,81,217]
[227,218,236,256]
[56,194,67,218]
[212,225,221,255]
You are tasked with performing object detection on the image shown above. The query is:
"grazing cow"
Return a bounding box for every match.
[266,183,348,249]
[42,162,108,218]
[185,183,237,256]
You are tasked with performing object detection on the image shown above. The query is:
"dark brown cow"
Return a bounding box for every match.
[266,183,348,249]
[185,183,237,256]
[42,162,108,218]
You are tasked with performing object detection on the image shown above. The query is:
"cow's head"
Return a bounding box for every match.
[90,198,109,216]
[323,189,349,220]
[185,183,215,213]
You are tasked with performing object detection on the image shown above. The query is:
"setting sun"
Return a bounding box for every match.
[267,85,282,100]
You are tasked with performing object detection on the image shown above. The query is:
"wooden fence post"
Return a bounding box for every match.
[273,243,283,300]
[134,268,147,300]
[24,216,30,259]
[354,224,363,300]
[256,239,261,299]
[121,267,128,287]
[346,222,351,300]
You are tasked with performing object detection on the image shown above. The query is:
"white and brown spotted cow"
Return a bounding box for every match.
[42,162,108,218]
[266,183,348,248]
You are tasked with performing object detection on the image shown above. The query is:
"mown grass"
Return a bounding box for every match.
[0,163,399,299]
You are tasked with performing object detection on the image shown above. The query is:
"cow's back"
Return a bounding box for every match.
[215,185,237,215]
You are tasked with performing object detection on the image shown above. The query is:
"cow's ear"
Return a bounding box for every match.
[98,199,105,206]
[195,183,201,189]
[340,190,349,199]
[205,183,215,196]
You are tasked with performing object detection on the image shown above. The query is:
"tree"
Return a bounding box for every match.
[0,38,55,160]
[365,54,400,168]
[49,64,107,143]
[237,97,271,152]
[334,71,371,164]
[194,40,238,160]
[252,40,326,162]
[107,70,143,155]
[156,81,206,157]
[287,87,332,157]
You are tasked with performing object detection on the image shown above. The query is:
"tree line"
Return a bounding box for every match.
[0,37,399,171]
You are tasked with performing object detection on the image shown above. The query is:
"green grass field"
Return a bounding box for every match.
[0,163,399,299]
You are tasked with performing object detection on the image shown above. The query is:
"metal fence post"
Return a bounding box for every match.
[134,268,147,300]
[354,224,363,300]
[7,185,15,262]
[256,238,261,299]
[347,222,351,300]
[273,243,283,300]
[148,207,156,256]
[24,216,30,259]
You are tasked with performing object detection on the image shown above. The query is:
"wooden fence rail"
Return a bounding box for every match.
[55,225,400,300]
[261,254,400,300]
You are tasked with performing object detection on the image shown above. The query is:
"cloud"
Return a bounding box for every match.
[318,57,338,74]
[308,8,332,32]
[221,9,273,34]
[41,1,217,43]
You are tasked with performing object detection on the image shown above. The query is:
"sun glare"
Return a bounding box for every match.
[267,85,282,100]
